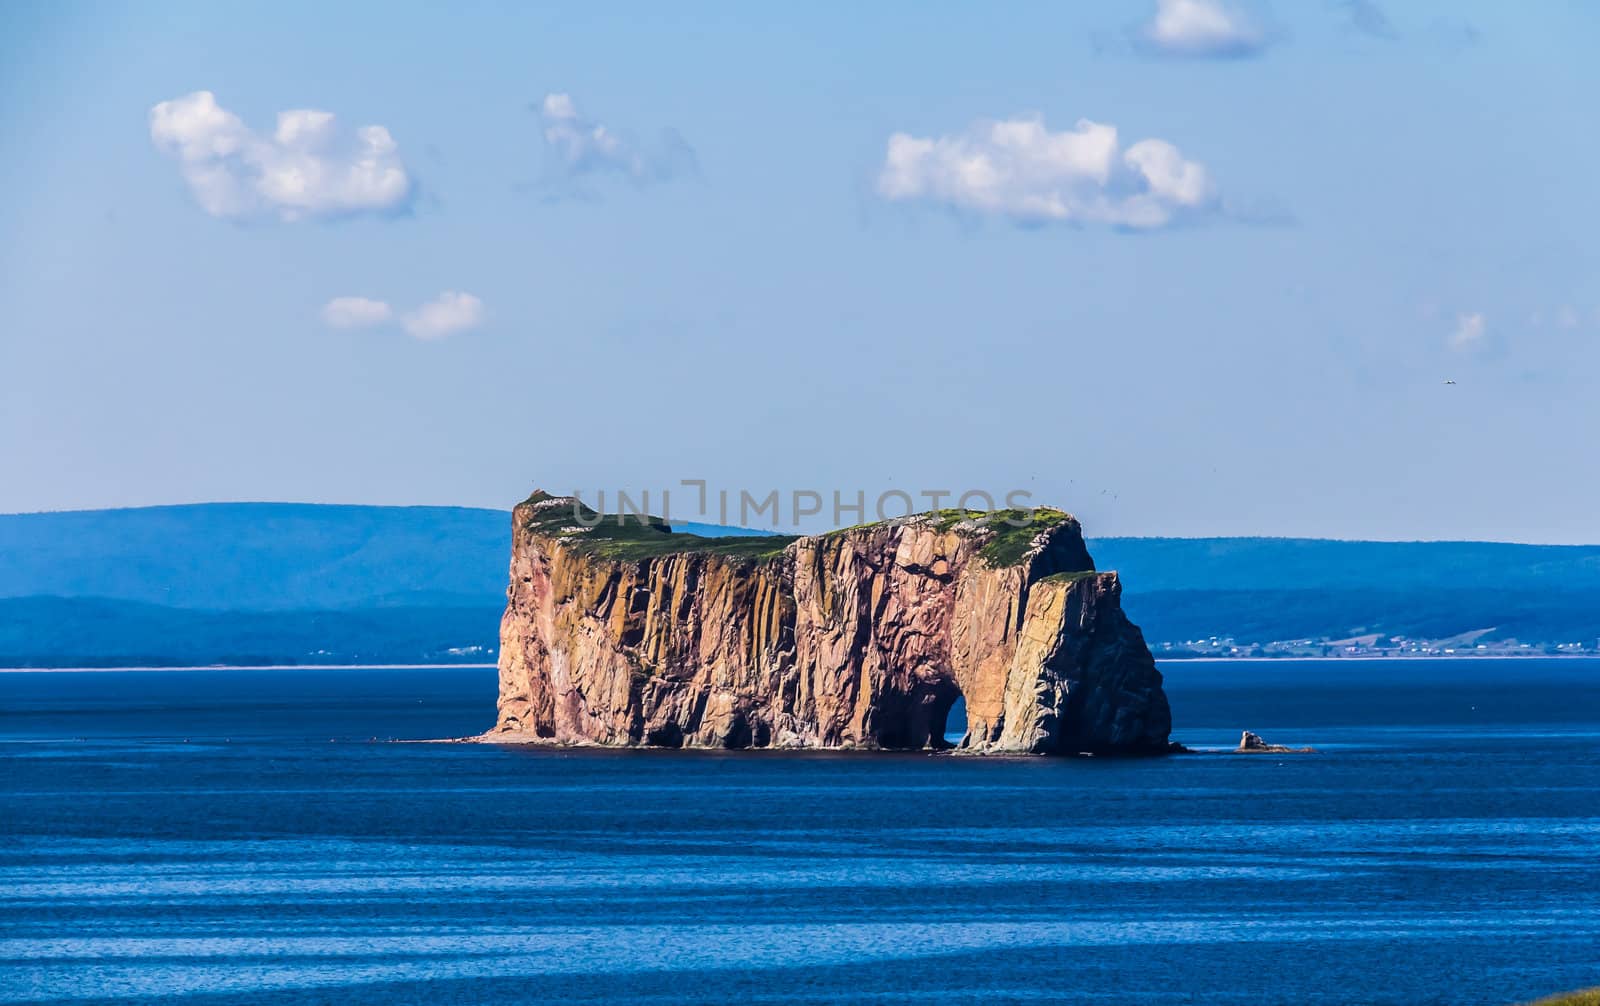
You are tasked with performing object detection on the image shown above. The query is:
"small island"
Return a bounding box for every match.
[1235,730,1315,754]
[486,491,1173,755]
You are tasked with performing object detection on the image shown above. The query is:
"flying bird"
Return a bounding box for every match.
[1443,379,1457,385]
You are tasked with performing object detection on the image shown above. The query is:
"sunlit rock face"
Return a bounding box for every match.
[491,492,1171,755]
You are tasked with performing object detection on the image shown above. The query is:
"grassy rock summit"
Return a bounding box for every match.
[491,491,1172,754]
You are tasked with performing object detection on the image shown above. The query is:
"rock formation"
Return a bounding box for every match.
[490,491,1172,755]
[1236,730,1313,754]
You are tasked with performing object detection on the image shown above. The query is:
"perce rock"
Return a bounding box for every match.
[489,491,1172,755]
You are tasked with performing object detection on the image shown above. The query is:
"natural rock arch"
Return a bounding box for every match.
[491,493,1172,755]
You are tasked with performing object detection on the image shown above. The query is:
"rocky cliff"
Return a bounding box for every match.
[490,491,1172,754]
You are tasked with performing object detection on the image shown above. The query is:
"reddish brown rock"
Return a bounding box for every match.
[490,492,1171,754]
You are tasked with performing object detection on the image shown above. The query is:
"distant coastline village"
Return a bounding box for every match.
[1155,634,1600,659]
[439,634,1600,665]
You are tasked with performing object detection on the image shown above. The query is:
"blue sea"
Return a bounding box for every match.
[2,659,1597,1005]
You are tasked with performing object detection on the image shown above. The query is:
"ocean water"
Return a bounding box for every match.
[1,660,1597,1005]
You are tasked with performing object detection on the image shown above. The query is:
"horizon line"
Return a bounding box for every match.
[3,500,1598,549]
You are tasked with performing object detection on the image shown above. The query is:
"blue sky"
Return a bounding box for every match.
[2,1,1597,541]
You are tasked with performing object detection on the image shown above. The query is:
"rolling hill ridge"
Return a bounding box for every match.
[2,503,1596,665]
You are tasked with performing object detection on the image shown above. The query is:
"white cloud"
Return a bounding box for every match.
[401,291,485,341]
[876,115,1219,230]
[541,93,578,121]
[321,292,484,340]
[321,296,394,328]
[150,91,412,221]
[537,92,695,188]
[1138,0,1269,58]
[1449,312,1487,352]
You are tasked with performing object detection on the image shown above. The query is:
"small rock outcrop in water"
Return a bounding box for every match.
[1236,730,1313,754]
[490,491,1172,755]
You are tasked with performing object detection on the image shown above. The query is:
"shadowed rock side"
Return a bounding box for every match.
[491,492,1172,755]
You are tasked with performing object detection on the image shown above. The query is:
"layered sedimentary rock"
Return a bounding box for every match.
[491,491,1171,754]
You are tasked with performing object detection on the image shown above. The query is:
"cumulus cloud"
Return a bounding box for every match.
[402,291,485,341]
[1449,312,1487,352]
[536,92,695,190]
[320,296,394,329]
[1137,0,1269,58]
[320,292,483,340]
[149,91,412,221]
[876,115,1219,230]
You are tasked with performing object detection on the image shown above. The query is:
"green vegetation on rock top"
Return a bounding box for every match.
[519,494,1075,567]
[1040,569,1099,586]
[813,505,1076,567]
[968,508,1073,566]
[581,528,798,563]
[520,494,797,564]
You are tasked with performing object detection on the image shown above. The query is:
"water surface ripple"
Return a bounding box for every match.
[2,660,1597,1004]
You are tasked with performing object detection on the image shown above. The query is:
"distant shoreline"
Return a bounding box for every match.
[1160,654,1596,663]
[0,663,498,673]
[1,655,1595,674]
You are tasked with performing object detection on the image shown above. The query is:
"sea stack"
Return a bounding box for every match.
[490,491,1172,754]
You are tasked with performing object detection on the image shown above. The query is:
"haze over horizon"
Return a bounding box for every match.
[5,2,1599,543]
[3,499,1599,548]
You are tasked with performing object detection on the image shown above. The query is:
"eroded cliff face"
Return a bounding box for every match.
[492,493,1171,754]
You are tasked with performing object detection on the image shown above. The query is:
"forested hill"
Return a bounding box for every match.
[1089,537,1600,594]
[2,504,1596,665]
[0,502,759,610]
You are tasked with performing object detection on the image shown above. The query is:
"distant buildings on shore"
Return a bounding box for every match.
[1153,635,1599,659]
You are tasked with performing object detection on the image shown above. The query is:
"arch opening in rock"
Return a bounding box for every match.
[919,678,965,752]
[941,694,968,750]
[868,677,963,751]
